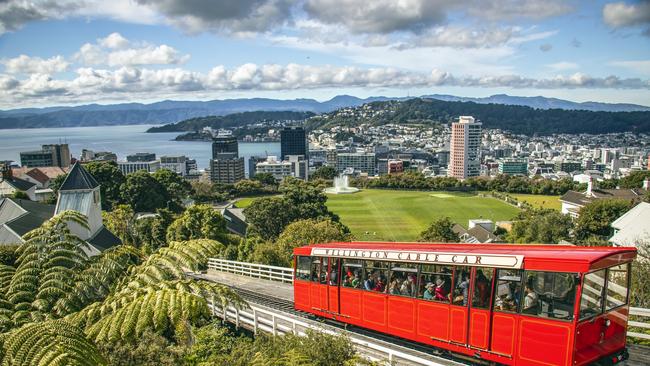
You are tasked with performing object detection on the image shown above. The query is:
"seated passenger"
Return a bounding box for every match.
[389,279,401,295]
[373,277,386,292]
[522,284,539,315]
[423,283,435,300]
[434,277,449,301]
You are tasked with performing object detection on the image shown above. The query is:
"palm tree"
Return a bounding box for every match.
[0,211,242,365]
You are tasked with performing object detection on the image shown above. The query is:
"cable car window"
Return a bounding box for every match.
[329,258,340,286]
[295,256,311,281]
[472,268,494,310]
[493,269,522,313]
[363,261,388,293]
[387,262,418,297]
[418,264,452,303]
[452,267,471,306]
[522,271,579,321]
[579,269,606,320]
[310,257,322,282]
[605,264,630,311]
[319,257,329,284]
[342,259,362,289]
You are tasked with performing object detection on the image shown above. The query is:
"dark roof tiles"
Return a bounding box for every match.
[59,163,99,191]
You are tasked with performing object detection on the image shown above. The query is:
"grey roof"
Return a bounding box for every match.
[87,226,122,251]
[59,163,99,191]
[610,202,650,247]
[3,177,36,191]
[3,199,55,236]
[560,188,646,207]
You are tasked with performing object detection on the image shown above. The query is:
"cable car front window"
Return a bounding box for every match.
[605,263,630,311]
[579,269,606,320]
[295,256,311,281]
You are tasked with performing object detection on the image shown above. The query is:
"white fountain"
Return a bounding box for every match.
[324,174,360,194]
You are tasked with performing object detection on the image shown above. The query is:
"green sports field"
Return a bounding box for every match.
[325,189,520,242]
[510,194,561,211]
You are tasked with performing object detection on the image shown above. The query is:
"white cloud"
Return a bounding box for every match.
[1,63,647,107]
[610,60,650,75]
[1,55,69,74]
[545,61,579,71]
[603,1,650,28]
[98,32,130,49]
[74,34,189,66]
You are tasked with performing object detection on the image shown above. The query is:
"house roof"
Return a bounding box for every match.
[3,177,36,191]
[0,198,55,236]
[12,166,68,179]
[560,188,646,207]
[87,226,122,251]
[25,168,50,185]
[467,225,501,243]
[610,202,650,247]
[59,163,99,191]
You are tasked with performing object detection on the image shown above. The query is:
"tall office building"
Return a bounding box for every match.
[20,144,71,168]
[448,116,482,180]
[210,133,244,184]
[280,127,307,160]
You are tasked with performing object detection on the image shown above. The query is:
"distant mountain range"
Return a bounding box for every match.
[0,94,648,130]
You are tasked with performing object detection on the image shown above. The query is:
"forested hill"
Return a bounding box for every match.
[146,110,315,132]
[305,98,650,135]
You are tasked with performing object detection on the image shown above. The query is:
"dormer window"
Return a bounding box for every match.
[93,190,99,204]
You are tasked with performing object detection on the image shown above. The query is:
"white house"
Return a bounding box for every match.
[609,202,650,251]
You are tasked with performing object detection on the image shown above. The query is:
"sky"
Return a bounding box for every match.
[0,0,649,109]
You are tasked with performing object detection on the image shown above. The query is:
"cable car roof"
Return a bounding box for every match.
[293,242,637,272]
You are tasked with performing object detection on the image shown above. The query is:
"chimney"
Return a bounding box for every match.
[586,176,593,196]
[644,177,650,191]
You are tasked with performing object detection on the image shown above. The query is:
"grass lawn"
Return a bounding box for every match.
[510,194,561,211]
[326,189,520,242]
[234,197,258,208]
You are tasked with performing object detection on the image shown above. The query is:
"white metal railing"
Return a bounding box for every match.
[207,258,293,283]
[208,298,464,366]
[206,259,650,342]
[629,307,650,341]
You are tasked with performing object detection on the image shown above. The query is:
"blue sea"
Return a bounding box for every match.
[0,125,280,171]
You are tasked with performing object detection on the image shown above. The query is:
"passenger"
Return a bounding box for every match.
[423,283,435,300]
[522,284,539,315]
[400,277,413,296]
[364,273,376,291]
[475,270,490,307]
[373,276,386,292]
[389,278,401,295]
[353,271,361,288]
[457,273,470,306]
[434,277,449,301]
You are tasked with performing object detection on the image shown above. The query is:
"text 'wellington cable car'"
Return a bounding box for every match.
[293,242,636,366]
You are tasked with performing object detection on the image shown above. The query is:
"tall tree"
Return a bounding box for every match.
[85,161,126,210]
[152,168,193,211]
[166,204,228,243]
[244,197,295,241]
[507,209,573,244]
[574,199,633,244]
[311,166,337,180]
[120,170,169,212]
[102,204,137,245]
[618,171,650,189]
[417,217,460,243]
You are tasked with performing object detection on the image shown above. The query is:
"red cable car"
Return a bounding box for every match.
[293,242,636,366]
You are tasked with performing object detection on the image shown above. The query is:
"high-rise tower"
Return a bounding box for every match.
[448,116,482,180]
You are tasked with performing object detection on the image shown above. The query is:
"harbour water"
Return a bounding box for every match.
[0,125,280,172]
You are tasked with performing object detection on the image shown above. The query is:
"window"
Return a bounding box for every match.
[579,269,606,320]
[606,263,630,310]
[493,269,522,313]
[295,256,311,281]
[418,264,452,303]
[452,267,471,306]
[387,262,418,297]
[362,261,388,293]
[310,257,327,283]
[329,258,340,286]
[472,268,495,310]
[522,271,578,320]
[342,259,362,289]
[319,257,329,284]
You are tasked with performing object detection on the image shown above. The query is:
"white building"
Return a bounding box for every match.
[609,202,650,250]
[160,155,188,176]
[255,156,292,181]
[448,116,482,180]
[117,160,160,175]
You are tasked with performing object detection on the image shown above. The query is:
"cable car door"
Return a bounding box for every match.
[328,258,340,314]
[468,267,495,350]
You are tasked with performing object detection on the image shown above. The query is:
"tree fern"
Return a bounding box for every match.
[0,319,106,366]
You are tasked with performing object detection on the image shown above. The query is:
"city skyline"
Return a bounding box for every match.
[0,1,649,109]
